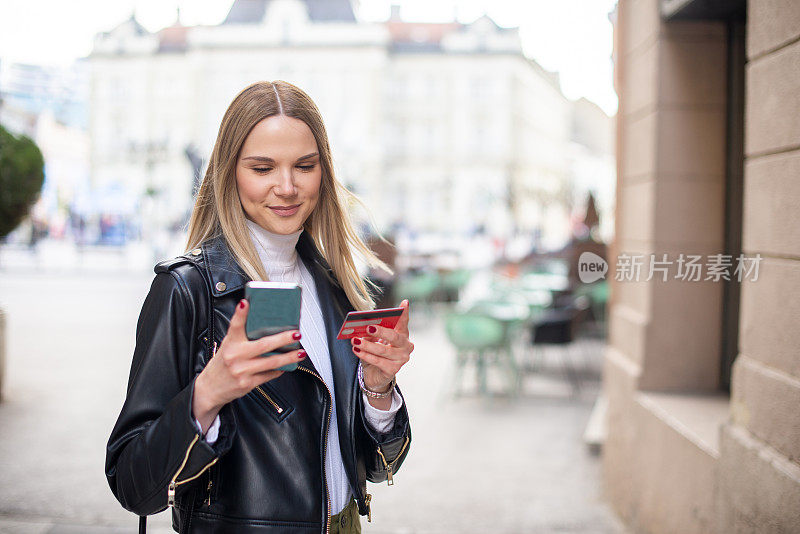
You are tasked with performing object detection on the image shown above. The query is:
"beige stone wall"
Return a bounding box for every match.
[717,1,800,531]
[604,0,800,532]
[611,0,728,393]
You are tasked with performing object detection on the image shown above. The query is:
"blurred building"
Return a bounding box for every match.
[0,60,91,242]
[604,0,799,532]
[0,60,88,132]
[88,0,614,251]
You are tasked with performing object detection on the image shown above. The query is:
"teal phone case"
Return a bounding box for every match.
[244,281,302,372]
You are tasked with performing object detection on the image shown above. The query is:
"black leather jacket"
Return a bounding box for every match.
[105,231,411,533]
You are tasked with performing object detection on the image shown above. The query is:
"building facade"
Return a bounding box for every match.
[89,0,613,251]
[604,0,800,532]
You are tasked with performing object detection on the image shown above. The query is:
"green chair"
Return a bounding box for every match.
[393,271,441,309]
[444,312,521,397]
[441,269,472,301]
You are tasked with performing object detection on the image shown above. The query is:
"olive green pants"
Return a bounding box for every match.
[330,498,361,534]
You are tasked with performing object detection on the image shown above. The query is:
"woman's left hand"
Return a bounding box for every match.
[352,299,413,393]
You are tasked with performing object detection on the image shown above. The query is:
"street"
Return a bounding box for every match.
[0,258,624,533]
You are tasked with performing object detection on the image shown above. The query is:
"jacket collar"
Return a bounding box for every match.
[200,230,339,298]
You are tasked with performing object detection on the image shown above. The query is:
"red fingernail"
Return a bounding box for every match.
[298,350,307,359]
[353,347,361,353]
[292,331,302,340]
[238,300,246,309]
[353,338,361,345]
[367,326,377,334]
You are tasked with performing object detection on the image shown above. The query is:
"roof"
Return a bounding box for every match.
[125,14,149,36]
[158,24,188,53]
[97,13,149,40]
[386,21,464,46]
[222,0,356,24]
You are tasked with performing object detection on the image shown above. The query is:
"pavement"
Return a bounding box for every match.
[0,248,626,533]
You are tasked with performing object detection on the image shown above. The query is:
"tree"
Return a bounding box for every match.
[0,123,45,238]
[0,123,43,401]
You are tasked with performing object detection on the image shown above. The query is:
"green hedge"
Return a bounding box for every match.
[0,124,45,238]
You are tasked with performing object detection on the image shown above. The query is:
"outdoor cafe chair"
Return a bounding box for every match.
[444,311,521,397]
[527,295,592,395]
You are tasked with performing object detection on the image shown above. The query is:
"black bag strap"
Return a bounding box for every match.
[138,256,216,533]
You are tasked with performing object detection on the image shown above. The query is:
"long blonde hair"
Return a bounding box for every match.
[186,80,390,311]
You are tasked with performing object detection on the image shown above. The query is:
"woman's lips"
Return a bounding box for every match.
[268,204,301,217]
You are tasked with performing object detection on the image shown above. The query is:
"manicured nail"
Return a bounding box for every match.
[238,300,246,309]
[353,338,361,345]
[353,347,361,353]
[298,350,307,359]
[367,326,377,334]
[292,331,302,340]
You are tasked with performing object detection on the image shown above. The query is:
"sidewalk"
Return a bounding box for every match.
[0,269,624,533]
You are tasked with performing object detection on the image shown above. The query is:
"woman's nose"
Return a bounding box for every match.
[274,168,297,196]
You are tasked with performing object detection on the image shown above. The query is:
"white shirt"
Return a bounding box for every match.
[194,220,402,515]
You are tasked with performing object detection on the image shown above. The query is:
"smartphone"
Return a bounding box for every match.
[244,281,302,372]
[336,306,404,340]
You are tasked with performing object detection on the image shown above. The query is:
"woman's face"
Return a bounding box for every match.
[235,115,322,235]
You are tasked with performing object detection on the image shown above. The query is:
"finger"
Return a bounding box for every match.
[226,299,250,342]
[244,348,307,374]
[353,338,405,361]
[359,335,388,345]
[354,350,398,377]
[247,329,302,358]
[359,325,408,348]
[395,299,410,335]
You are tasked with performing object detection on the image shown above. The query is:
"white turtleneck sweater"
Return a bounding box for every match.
[193,219,402,515]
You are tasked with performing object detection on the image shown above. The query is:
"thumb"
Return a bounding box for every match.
[227,299,249,341]
[395,299,410,335]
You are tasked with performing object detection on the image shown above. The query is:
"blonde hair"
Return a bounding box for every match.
[185,80,390,311]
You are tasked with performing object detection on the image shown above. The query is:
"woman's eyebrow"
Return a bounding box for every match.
[241,152,319,163]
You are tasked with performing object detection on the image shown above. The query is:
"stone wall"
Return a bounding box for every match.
[603,0,800,532]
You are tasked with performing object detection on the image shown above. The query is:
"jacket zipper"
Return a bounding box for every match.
[205,477,213,507]
[255,385,284,414]
[167,434,219,508]
[375,435,410,486]
[298,366,332,534]
[362,435,409,522]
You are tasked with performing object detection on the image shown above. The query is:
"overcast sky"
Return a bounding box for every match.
[0,0,618,114]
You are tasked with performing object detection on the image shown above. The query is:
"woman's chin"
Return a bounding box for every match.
[257,216,303,235]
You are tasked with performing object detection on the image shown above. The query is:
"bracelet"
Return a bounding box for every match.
[357,361,395,399]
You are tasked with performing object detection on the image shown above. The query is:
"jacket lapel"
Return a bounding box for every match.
[296,231,360,488]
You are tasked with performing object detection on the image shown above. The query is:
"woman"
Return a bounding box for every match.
[106,81,413,534]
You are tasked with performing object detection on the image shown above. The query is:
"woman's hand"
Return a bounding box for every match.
[192,299,307,432]
[351,299,413,410]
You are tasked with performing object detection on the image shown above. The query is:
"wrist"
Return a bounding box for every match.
[193,372,223,423]
[358,362,395,398]
[367,379,393,394]
[365,391,393,411]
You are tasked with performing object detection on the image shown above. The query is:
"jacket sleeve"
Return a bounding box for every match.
[357,384,411,484]
[105,269,236,516]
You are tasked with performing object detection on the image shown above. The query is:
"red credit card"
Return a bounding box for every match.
[336,307,404,340]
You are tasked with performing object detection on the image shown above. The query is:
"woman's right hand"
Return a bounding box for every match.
[192,299,306,432]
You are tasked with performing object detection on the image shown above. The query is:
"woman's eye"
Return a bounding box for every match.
[297,165,316,172]
[253,167,272,173]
